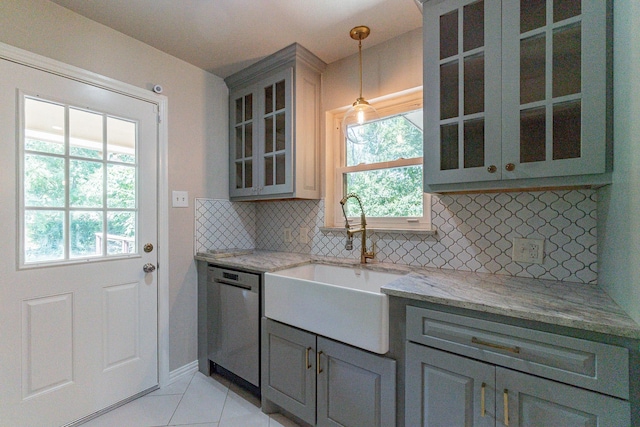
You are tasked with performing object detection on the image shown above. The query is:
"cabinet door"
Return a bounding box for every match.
[424,0,503,186]
[406,343,495,427]
[229,86,257,198]
[257,68,293,196]
[262,319,316,425]
[496,367,629,427]
[501,0,607,179]
[317,337,396,427]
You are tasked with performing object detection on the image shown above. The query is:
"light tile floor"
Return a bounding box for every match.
[81,371,300,427]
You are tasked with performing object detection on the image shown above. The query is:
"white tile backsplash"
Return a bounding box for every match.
[195,190,598,284]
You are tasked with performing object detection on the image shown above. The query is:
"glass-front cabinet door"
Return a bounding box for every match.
[424,0,502,185]
[230,87,257,198]
[502,0,607,179]
[258,68,293,196]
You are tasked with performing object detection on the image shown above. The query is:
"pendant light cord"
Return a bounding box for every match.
[358,39,363,100]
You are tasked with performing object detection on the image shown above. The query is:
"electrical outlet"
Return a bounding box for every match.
[283,228,293,243]
[299,227,309,244]
[172,190,189,208]
[512,237,544,264]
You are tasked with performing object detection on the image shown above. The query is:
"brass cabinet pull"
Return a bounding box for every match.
[481,382,486,417]
[505,163,516,172]
[305,347,312,370]
[472,337,520,354]
[487,165,497,173]
[317,351,324,374]
[504,389,509,426]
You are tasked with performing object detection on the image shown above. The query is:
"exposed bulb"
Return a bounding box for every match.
[341,98,380,144]
[357,109,365,125]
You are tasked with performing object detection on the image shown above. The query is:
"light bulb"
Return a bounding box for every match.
[357,109,365,125]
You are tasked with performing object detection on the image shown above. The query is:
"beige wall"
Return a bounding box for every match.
[0,0,229,371]
[598,1,640,324]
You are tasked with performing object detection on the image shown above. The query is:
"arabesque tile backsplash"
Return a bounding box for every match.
[195,189,597,284]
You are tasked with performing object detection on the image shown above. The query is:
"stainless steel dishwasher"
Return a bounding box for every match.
[208,266,260,389]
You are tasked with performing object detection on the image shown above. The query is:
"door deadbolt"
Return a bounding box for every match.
[144,243,153,253]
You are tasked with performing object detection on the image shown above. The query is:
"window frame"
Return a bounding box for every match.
[328,88,431,231]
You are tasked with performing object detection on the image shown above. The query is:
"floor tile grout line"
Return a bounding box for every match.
[165,371,198,426]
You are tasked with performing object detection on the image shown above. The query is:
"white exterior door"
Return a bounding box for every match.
[0,58,159,427]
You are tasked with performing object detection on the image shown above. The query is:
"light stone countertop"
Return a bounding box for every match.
[195,250,640,339]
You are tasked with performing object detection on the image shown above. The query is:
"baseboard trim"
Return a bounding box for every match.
[168,360,199,384]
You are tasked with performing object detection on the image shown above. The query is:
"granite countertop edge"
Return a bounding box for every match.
[195,250,640,340]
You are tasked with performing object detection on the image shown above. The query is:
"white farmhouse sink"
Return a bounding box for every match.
[264,263,405,354]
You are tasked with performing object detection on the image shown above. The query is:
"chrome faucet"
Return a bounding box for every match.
[339,193,375,264]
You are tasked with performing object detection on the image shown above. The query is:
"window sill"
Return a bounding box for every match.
[319,226,437,236]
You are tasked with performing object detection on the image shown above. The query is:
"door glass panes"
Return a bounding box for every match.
[554,0,581,22]
[107,212,135,255]
[463,1,484,52]
[24,98,65,154]
[463,119,484,168]
[22,95,138,264]
[440,123,459,171]
[70,159,103,207]
[553,24,581,98]
[70,108,102,159]
[440,61,459,120]
[520,108,546,163]
[107,117,136,163]
[440,10,458,59]
[70,211,103,258]
[24,210,64,262]
[464,54,484,115]
[553,101,581,160]
[521,0,546,33]
[520,34,546,104]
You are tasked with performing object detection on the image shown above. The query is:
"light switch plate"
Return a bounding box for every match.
[512,237,544,264]
[299,227,309,244]
[284,228,293,243]
[172,191,189,208]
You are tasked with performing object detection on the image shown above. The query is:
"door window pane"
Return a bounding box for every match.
[521,107,547,163]
[107,212,136,255]
[554,0,581,22]
[553,101,581,160]
[70,211,103,258]
[464,54,484,115]
[107,117,136,163]
[463,1,484,52]
[440,10,458,60]
[24,98,65,154]
[70,108,103,159]
[463,119,484,168]
[441,61,459,120]
[70,159,103,208]
[520,34,546,104]
[553,24,581,98]
[25,210,65,262]
[107,164,135,209]
[24,154,65,207]
[440,123,459,171]
[521,0,546,33]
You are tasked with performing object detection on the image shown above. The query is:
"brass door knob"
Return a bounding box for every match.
[487,165,497,173]
[505,163,516,172]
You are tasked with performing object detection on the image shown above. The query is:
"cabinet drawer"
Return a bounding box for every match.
[406,306,629,399]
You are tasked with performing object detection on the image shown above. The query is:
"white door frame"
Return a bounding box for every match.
[0,42,171,388]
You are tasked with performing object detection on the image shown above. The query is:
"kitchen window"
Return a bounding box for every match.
[329,89,431,230]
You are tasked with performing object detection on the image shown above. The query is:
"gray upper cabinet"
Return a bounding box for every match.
[423,0,610,192]
[226,43,326,201]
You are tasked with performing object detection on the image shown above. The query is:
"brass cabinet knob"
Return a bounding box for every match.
[487,165,497,173]
[505,163,516,172]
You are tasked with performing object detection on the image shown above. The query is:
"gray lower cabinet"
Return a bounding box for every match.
[405,306,630,426]
[406,343,629,426]
[262,318,396,427]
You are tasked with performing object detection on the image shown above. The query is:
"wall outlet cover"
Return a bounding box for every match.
[512,237,544,264]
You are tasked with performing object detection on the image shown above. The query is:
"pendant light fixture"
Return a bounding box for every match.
[341,25,380,144]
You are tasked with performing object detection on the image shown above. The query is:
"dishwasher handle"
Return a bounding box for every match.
[214,278,256,292]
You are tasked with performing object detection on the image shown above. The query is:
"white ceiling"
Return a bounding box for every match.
[49,0,423,78]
